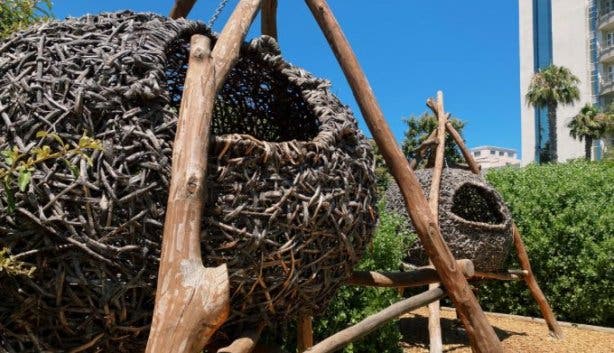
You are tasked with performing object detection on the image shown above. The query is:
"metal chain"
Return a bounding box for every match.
[208,0,232,28]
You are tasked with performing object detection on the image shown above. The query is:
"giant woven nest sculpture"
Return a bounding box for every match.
[385,168,513,272]
[0,12,378,352]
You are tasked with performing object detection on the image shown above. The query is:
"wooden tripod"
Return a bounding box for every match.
[144,1,558,353]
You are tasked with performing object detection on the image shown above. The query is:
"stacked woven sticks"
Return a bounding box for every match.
[0,12,377,352]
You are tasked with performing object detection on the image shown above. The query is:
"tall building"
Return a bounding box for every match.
[519,0,607,165]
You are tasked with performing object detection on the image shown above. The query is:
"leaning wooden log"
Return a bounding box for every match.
[217,325,265,353]
[446,124,563,339]
[304,1,503,352]
[472,270,527,281]
[512,225,564,338]
[305,288,445,353]
[146,2,263,352]
[261,0,278,39]
[347,259,474,288]
[145,35,229,353]
[297,314,314,353]
[170,0,198,19]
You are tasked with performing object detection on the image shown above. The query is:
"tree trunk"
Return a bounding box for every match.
[585,137,593,161]
[547,103,558,162]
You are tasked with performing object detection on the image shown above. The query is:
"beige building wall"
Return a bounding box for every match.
[519,0,592,165]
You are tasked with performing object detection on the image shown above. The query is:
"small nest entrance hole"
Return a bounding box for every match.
[164,34,320,142]
[451,183,505,225]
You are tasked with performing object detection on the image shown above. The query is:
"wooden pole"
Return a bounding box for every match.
[347,259,474,288]
[447,120,563,339]
[147,2,262,352]
[297,314,314,353]
[512,225,564,338]
[305,288,445,353]
[472,270,527,281]
[170,0,198,19]
[145,35,229,353]
[261,0,278,40]
[424,91,447,353]
[304,1,502,352]
[217,325,265,353]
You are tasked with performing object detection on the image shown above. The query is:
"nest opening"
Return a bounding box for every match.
[451,183,505,225]
[164,34,321,142]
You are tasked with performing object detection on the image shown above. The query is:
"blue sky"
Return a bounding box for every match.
[51,0,521,152]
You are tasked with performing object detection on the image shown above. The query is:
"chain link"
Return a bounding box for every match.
[208,0,232,28]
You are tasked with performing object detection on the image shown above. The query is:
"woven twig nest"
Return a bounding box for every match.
[0,12,377,352]
[385,168,513,271]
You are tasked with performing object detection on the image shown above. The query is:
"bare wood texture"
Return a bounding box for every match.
[261,0,278,39]
[425,91,447,353]
[147,2,262,351]
[513,225,564,338]
[304,1,503,352]
[212,0,263,92]
[347,259,474,288]
[297,314,314,352]
[472,271,525,281]
[305,288,445,353]
[170,0,198,19]
[217,325,265,353]
[145,35,229,353]
[444,121,481,174]
[448,123,562,338]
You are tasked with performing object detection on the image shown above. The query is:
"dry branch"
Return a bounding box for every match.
[217,324,265,353]
[347,259,474,288]
[304,1,503,351]
[297,314,314,352]
[261,0,278,39]
[305,288,445,353]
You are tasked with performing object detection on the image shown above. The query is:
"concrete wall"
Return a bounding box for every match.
[551,0,591,162]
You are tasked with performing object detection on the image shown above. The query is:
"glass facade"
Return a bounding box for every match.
[533,0,553,163]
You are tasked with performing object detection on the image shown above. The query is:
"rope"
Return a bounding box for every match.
[208,0,232,28]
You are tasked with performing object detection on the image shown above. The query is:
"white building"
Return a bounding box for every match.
[470,146,521,170]
[519,0,608,165]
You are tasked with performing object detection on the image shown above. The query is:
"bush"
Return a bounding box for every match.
[479,161,613,326]
[262,206,415,353]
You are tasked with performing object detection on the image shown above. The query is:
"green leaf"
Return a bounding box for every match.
[2,180,15,214]
[17,169,31,192]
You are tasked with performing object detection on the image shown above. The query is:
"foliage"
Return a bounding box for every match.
[526,65,580,162]
[479,161,614,326]
[0,131,103,213]
[0,247,35,277]
[0,0,52,39]
[568,104,608,160]
[263,206,415,353]
[369,139,392,194]
[401,112,466,167]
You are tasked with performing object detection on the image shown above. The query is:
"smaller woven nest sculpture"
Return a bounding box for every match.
[0,12,377,352]
[385,168,513,271]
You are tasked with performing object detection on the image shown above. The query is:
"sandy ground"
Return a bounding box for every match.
[400,307,614,353]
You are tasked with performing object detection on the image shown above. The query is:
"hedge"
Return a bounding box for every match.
[479,161,613,326]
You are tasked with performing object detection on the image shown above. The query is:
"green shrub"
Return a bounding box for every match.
[263,206,415,353]
[479,161,613,326]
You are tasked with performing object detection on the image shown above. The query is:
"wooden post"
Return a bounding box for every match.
[512,225,564,338]
[297,314,314,353]
[447,119,563,339]
[304,1,503,352]
[170,0,198,19]
[147,2,263,352]
[305,288,445,353]
[145,35,229,353]
[347,259,474,288]
[261,0,278,40]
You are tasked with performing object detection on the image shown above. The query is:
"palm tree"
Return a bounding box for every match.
[526,65,580,162]
[567,104,606,160]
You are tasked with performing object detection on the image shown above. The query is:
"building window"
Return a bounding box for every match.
[474,151,481,157]
[508,152,514,157]
[490,150,496,155]
[499,151,505,156]
[606,32,614,47]
[607,65,614,82]
[602,0,614,15]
